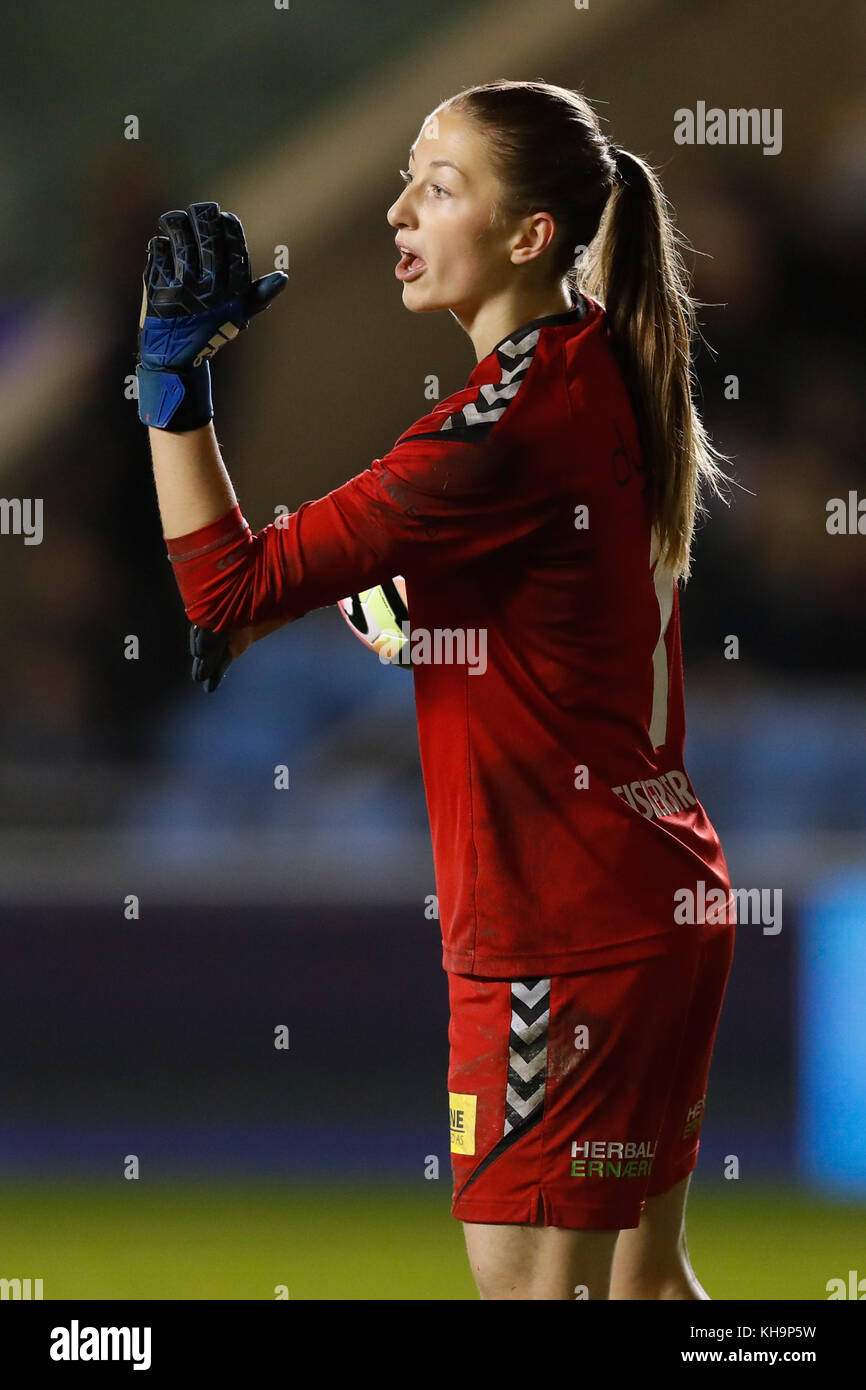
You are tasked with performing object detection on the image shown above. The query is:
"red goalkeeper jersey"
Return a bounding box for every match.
[164,290,732,975]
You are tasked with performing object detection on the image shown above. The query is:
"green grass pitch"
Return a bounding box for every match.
[2,1179,863,1300]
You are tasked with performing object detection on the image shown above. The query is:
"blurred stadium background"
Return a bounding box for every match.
[1,0,864,1299]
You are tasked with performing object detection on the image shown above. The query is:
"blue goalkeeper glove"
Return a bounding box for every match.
[136,201,287,431]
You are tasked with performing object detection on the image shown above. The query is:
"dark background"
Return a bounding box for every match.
[0,0,864,1298]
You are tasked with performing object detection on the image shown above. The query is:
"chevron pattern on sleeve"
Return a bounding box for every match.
[407,327,542,445]
[504,976,551,1135]
[441,328,541,436]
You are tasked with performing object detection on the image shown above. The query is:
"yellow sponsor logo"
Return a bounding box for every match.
[449,1093,477,1155]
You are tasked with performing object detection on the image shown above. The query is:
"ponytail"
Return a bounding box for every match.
[577,145,730,579]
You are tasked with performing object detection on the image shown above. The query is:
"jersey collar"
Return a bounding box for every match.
[483,287,589,362]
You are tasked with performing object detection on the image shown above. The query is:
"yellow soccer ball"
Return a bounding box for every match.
[337,576,411,667]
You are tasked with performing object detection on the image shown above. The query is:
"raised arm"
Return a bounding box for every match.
[147,420,236,540]
[136,202,558,682]
[135,201,288,682]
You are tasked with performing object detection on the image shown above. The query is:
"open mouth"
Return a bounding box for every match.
[395,250,427,282]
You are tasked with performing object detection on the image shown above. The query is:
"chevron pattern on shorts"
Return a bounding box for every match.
[504,977,551,1135]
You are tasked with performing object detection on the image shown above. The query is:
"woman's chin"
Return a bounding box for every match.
[401,277,450,312]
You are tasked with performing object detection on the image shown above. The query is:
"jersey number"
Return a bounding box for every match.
[649,531,675,749]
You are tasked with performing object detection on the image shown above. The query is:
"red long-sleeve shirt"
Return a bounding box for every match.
[164,291,732,975]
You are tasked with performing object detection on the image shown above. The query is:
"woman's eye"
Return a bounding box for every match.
[398,170,449,197]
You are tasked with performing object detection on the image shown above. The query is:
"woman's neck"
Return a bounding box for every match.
[461,282,575,363]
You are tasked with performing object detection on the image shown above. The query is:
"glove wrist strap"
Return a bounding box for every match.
[136,362,213,432]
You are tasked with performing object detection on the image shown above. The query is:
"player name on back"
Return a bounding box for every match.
[610,769,697,820]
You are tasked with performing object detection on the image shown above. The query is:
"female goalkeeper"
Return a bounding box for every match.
[138,79,735,1301]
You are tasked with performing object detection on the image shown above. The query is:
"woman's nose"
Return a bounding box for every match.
[387,196,407,228]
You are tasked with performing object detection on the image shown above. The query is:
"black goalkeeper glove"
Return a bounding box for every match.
[189,624,232,693]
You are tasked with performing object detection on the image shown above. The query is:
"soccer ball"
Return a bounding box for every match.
[337,576,411,667]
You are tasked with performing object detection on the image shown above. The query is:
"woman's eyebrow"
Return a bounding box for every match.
[408,151,466,177]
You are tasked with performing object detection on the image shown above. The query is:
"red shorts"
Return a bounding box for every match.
[447,922,735,1230]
